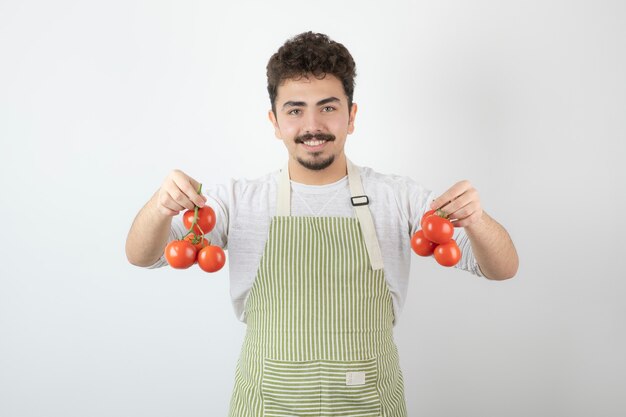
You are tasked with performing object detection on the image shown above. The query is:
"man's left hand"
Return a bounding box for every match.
[430,180,484,228]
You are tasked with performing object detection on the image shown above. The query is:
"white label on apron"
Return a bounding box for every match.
[346,371,366,386]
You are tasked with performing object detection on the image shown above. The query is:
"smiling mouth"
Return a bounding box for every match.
[299,138,332,152]
[302,139,328,146]
[295,133,335,149]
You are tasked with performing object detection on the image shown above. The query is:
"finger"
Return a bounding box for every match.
[440,189,478,220]
[160,194,187,213]
[451,210,481,228]
[164,185,197,211]
[443,199,472,222]
[172,173,207,208]
[448,201,480,224]
[430,180,472,210]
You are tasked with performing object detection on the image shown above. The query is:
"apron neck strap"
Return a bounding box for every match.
[277,162,291,216]
[276,159,384,271]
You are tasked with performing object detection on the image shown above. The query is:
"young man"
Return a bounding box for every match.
[126,32,518,416]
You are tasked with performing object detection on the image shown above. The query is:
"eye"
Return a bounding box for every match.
[287,109,301,116]
[322,106,335,112]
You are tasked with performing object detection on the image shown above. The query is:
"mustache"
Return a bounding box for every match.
[295,133,336,143]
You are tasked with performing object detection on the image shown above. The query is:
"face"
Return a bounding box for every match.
[269,74,357,173]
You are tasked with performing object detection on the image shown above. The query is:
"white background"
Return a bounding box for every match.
[1,0,625,416]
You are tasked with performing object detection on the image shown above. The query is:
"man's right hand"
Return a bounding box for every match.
[125,169,207,267]
[156,170,208,217]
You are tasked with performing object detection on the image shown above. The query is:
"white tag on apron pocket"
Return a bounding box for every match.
[346,371,366,386]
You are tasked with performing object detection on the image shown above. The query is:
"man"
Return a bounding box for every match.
[126,31,518,416]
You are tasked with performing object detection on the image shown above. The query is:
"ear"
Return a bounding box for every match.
[347,102,358,135]
[268,110,281,139]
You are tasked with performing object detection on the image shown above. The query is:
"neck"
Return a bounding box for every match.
[288,154,348,185]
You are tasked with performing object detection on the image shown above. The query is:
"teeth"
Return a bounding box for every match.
[303,140,326,146]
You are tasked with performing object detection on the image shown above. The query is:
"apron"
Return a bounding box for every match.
[228,160,407,417]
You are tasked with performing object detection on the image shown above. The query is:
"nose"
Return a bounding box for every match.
[303,110,324,133]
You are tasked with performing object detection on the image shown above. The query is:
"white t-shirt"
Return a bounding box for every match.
[149,165,483,324]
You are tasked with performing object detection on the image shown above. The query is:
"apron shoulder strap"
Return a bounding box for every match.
[277,163,291,216]
[347,159,384,271]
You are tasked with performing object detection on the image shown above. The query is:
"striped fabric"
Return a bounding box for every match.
[263,358,379,416]
[229,217,407,417]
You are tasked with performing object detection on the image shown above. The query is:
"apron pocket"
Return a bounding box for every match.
[261,357,381,417]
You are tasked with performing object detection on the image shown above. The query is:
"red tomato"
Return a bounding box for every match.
[197,245,226,273]
[183,206,216,235]
[422,215,454,244]
[164,240,197,269]
[434,240,461,267]
[420,209,436,229]
[411,230,437,256]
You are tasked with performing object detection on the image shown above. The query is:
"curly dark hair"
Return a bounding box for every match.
[266,32,357,114]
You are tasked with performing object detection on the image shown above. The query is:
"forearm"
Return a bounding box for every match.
[125,191,174,267]
[464,211,518,280]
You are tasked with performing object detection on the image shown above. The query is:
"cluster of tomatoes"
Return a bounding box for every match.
[164,188,226,273]
[411,209,461,267]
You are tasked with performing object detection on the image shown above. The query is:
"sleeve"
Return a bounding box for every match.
[452,227,484,277]
[407,182,435,237]
[144,182,231,269]
[407,179,484,278]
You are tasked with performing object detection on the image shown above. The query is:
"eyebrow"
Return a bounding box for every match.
[281,96,341,110]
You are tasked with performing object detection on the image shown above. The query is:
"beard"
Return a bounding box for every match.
[294,132,336,171]
[297,154,335,171]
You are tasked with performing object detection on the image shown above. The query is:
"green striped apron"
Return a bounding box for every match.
[229,160,407,417]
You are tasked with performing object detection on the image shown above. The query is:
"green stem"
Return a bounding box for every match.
[436,209,449,219]
[181,183,203,240]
